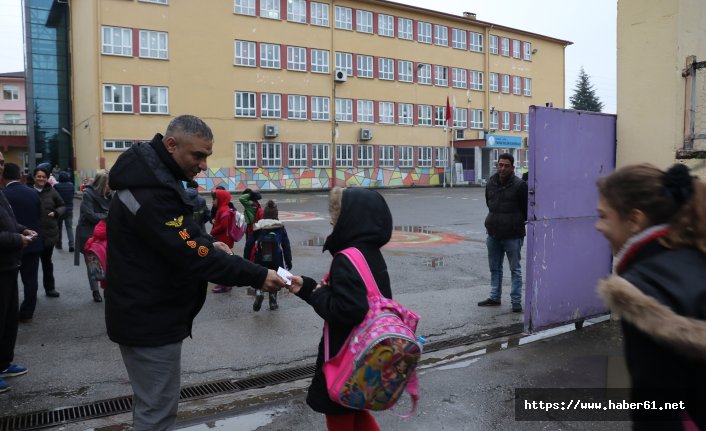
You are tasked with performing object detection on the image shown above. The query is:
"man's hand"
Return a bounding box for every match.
[20,229,38,248]
[212,241,233,255]
[261,269,287,292]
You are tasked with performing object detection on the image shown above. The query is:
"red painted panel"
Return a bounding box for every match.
[132,28,139,57]
[133,86,139,113]
[280,45,286,69]
[412,103,418,125]
[280,0,287,20]
[281,93,288,118]
[351,53,357,77]
[374,101,380,123]
[351,8,356,30]
[372,12,378,34]
[373,56,378,79]
[352,98,357,121]
[256,92,261,118]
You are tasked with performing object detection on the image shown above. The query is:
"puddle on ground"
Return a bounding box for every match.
[179,407,288,430]
[48,386,89,398]
[298,236,326,247]
[423,257,446,268]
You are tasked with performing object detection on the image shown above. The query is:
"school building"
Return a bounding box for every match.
[25,0,570,191]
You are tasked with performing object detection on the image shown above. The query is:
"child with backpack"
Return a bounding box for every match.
[244,200,292,311]
[239,188,263,239]
[286,187,421,431]
[209,189,236,293]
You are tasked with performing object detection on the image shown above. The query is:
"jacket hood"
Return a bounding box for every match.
[214,189,232,211]
[323,187,392,255]
[186,187,199,200]
[254,218,283,230]
[58,171,71,183]
[599,275,706,361]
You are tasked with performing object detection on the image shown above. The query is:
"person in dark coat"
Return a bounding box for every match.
[596,164,706,430]
[185,184,208,235]
[287,187,392,431]
[53,171,75,252]
[0,152,33,392]
[32,167,65,298]
[1,163,43,323]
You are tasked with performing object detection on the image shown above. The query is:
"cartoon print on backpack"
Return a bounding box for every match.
[244,200,292,311]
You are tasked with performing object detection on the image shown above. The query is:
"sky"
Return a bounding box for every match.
[0,0,617,113]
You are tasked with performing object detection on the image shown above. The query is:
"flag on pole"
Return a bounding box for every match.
[445,96,451,126]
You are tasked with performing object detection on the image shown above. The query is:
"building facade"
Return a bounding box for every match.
[62,0,570,190]
[0,72,29,170]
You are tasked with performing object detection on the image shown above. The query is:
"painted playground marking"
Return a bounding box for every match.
[279,211,324,222]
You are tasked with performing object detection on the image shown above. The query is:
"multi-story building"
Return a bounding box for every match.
[0,71,29,171]
[29,0,570,190]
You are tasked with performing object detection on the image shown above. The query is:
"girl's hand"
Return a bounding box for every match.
[287,275,303,294]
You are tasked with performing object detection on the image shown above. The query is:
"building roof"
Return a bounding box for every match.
[0,71,25,79]
[370,0,574,46]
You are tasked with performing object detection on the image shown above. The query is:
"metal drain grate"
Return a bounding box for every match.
[0,325,521,430]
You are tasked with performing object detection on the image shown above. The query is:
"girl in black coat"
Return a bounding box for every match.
[288,187,392,431]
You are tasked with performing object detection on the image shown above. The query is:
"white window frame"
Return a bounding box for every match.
[379,101,395,124]
[311,49,330,74]
[357,100,373,123]
[288,143,308,168]
[2,85,19,101]
[287,0,306,23]
[335,98,353,122]
[489,34,498,55]
[139,29,168,59]
[310,2,329,27]
[311,144,330,167]
[502,111,511,131]
[418,105,432,126]
[357,144,374,168]
[334,6,352,30]
[261,142,282,168]
[260,43,281,69]
[103,140,134,151]
[470,70,483,91]
[417,63,431,85]
[399,146,413,168]
[235,40,256,67]
[356,55,373,79]
[514,112,522,131]
[501,37,510,56]
[470,109,484,129]
[311,96,330,121]
[523,113,529,132]
[260,0,280,20]
[234,0,256,16]
[398,17,413,40]
[451,28,466,49]
[378,14,394,37]
[502,74,510,93]
[103,84,133,113]
[288,94,307,120]
[490,110,499,130]
[139,0,167,4]
[512,39,521,58]
[337,144,354,167]
[513,76,522,95]
[434,25,448,46]
[453,107,468,129]
[235,91,256,118]
[101,26,132,56]
[378,57,394,80]
[398,60,412,82]
[356,10,373,33]
[417,22,432,43]
[435,147,448,168]
[434,106,446,127]
[418,146,432,167]
[139,86,168,114]
[469,32,483,52]
[434,65,448,87]
[524,42,532,61]
[379,145,395,167]
[489,72,499,92]
[452,68,467,89]
[524,78,532,96]
[236,142,258,167]
[287,46,307,71]
[260,93,281,119]
[398,103,413,125]
[335,52,353,76]
[3,113,21,124]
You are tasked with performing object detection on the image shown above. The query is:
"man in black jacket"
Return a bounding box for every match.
[478,153,528,313]
[106,115,285,430]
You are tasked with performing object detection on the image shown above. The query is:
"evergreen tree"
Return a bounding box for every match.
[569,67,604,112]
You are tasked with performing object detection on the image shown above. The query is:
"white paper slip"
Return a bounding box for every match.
[277,267,293,285]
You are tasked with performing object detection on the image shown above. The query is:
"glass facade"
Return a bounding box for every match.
[24,0,72,171]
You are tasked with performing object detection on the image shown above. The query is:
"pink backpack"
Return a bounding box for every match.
[224,208,246,242]
[323,247,422,417]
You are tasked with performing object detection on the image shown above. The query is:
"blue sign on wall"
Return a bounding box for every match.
[486,134,522,148]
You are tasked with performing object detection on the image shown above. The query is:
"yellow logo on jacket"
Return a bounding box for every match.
[165,215,184,228]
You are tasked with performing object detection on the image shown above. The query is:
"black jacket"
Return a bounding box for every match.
[105,134,268,347]
[0,190,26,273]
[484,172,528,239]
[296,187,393,415]
[36,184,65,247]
[243,219,293,270]
[599,231,706,430]
[53,176,74,211]
[2,182,42,255]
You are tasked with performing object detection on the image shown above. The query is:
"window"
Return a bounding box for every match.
[378,14,394,37]
[358,145,374,167]
[311,144,330,167]
[524,42,532,61]
[104,140,134,151]
[434,65,448,87]
[236,142,257,167]
[470,109,484,129]
[453,107,467,129]
[139,30,168,59]
[434,25,448,46]
[357,100,373,123]
[470,70,483,91]
[287,0,306,23]
[398,17,413,40]
[335,98,353,122]
[523,113,529,132]
[502,74,510,93]
[235,91,256,117]
[140,86,168,114]
[311,49,329,73]
[139,0,167,4]
[2,85,19,101]
[378,58,394,80]
[260,0,280,19]
[288,94,307,120]
[417,63,431,85]
[260,93,281,118]
[356,10,373,33]
[103,84,133,113]
[288,143,307,167]
[379,145,395,167]
[311,96,330,120]
[335,52,352,76]
[356,55,373,78]
[310,2,329,26]
[435,147,448,167]
[379,101,394,124]
[513,76,521,95]
[489,35,498,55]
[235,40,256,66]
[398,103,413,125]
[234,0,255,16]
[524,78,532,96]
[502,111,510,131]
[452,68,467,88]
[399,146,413,167]
[434,106,446,127]
[337,144,353,167]
[418,147,432,167]
[3,113,21,124]
[335,6,352,30]
[490,110,498,129]
[101,26,132,56]
[418,105,432,126]
[489,72,498,92]
[469,32,483,52]
[261,142,281,167]
[501,37,510,56]
[260,43,281,69]
[514,113,522,131]
[417,22,431,43]
[512,39,521,58]
[287,46,307,71]
[398,60,412,82]
[451,28,466,49]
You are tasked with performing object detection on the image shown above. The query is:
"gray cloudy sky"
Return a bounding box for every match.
[0,0,617,113]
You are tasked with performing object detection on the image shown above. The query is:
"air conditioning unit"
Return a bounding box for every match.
[334,70,347,83]
[477,130,485,139]
[264,124,279,138]
[454,129,464,140]
[360,128,373,141]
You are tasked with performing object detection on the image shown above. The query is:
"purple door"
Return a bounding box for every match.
[525,107,616,332]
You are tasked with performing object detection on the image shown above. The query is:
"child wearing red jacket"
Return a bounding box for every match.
[209,189,234,293]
